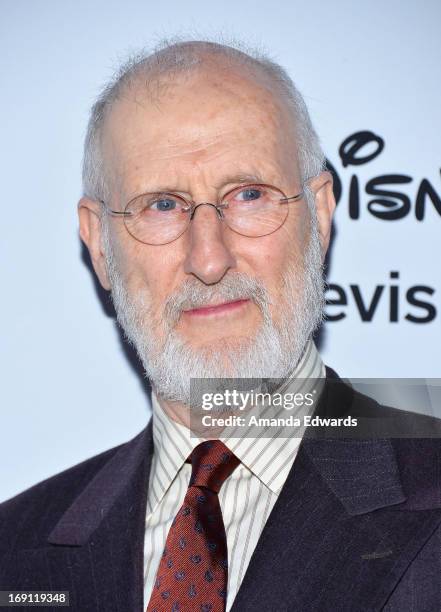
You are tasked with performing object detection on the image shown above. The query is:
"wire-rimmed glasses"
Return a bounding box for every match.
[100,183,304,246]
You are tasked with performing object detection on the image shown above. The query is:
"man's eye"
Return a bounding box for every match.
[236,188,263,201]
[150,197,178,212]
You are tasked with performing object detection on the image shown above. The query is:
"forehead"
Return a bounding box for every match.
[100,63,299,197]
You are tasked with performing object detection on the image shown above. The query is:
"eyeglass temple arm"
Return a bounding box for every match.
[280,190,304,203]
[99,200,133,217]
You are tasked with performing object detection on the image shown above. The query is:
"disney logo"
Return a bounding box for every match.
[326,130,440,220]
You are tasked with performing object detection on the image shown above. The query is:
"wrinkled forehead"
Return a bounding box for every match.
[100,61,300,196]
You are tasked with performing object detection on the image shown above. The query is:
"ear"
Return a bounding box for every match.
[308,170,336,260]
[78,197,111,290]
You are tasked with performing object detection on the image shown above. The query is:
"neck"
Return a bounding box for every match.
[153,391,190,427]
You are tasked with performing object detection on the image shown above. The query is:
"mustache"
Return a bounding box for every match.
[163,273,271,326]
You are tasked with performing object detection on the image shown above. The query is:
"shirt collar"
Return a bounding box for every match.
[147,339,325,517]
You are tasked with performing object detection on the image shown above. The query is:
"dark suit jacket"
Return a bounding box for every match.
[1,368,441,611]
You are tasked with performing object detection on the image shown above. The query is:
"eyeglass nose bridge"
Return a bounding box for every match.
[189,201,226,222]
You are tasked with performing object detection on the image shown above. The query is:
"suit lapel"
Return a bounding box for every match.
[16,421,154,612]
[230,438,441,612]
[230,374,441,612]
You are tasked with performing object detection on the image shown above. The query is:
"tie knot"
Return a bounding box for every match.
[187,440,240,493]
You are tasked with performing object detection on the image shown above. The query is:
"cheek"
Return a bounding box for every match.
[237,214,311,321]
[110,235,146,288]
[112,235,185,309]
[241,215,309,284]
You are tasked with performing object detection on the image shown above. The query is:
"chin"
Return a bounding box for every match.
[185,334,254,353]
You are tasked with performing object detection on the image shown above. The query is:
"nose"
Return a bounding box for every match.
[183,202,236,284]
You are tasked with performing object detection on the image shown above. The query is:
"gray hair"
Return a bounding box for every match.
[82,37,325,204]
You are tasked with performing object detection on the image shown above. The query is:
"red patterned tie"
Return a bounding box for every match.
[147,440,240,612]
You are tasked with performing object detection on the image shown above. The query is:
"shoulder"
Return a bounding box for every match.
[316,367,441,509]
[318,367,441,477]
[324,365,441,431]
[0,440,125,553]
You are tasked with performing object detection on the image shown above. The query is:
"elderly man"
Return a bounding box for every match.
[1,40,441,612]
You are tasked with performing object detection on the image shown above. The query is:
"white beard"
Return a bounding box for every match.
[101,193,325,405]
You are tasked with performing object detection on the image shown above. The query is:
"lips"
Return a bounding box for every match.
[183,298,250,317]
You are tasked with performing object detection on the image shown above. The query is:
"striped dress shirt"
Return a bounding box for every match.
[143,339,325,610]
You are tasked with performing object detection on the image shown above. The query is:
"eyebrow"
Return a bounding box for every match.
[138,173,267,197]
[217,173,266,188]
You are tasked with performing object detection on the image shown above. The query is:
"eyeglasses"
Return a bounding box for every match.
[100,182,304,246]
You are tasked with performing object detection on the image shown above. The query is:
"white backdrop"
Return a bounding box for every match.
[1,0,440,502]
